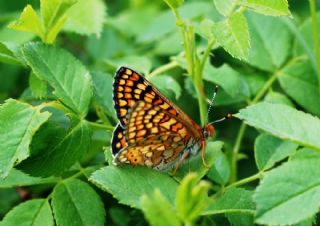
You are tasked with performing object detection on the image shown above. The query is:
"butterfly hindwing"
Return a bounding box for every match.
[113,101,192,170]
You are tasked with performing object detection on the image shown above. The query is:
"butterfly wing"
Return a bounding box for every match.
[113,66,202,138]
[111,124,127,156]
[113,101,199,170]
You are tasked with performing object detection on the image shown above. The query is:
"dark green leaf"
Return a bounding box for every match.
[29,72,47,99]
[52,179,105,226]
[202,187,255,215]
[0,199,54,226]
[278,58,320,116]
[18,120,91,177]
[0,99,51,178]
[254,149,320,225]
[0,42,21,65]
[22,42,93,117]
[255,133,298,171]
[206,149,230,185]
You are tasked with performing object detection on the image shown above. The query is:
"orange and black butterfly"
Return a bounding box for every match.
[111,66,225,173]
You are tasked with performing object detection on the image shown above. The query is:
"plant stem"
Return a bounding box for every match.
[146,61,179,79]
[88,121,114,131]
[227,172,262,189]
[308,0,320,92]
[230,70,280,182]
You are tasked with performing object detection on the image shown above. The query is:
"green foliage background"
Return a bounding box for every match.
[0,0,320,226]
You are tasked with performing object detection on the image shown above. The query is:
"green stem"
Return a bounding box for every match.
[230,122,247,183]
[199,39,215,74]
[88,121,114,131]
[230,71,280,182]
[146,61,179,79]
[308,0,320,91]
[227,172,262,189]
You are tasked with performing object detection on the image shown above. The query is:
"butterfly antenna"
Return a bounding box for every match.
[208,113,232,125]
[206,85,219,123]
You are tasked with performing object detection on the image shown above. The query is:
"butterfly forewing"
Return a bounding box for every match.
[112,66,205,170]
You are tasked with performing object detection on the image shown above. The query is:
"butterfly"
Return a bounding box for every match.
[111,66,223,174]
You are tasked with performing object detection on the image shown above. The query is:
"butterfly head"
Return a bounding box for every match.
[202,124,215,139]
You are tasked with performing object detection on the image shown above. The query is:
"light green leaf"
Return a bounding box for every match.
[8,5,43,38]
[138,2,212,43]
[22,42,93,117]
[149,74,181,100]
[0,199,54,226]
[175,141,224,182]
[141,190,181,226]
[52,179,105,226]
[212,12,250,60]
[213,0,237,16]
[63,0,106,36]
[197,19,215,40]
[206,149,230,185]
[236,102,320,152]
[163,0,184,9]
[109,55,152,76]
[18,120,91,177]
[278,58,320,116]
[29,72,47,99]
[89,165,178,209]
[254,133,298,171]
[177,173,210,223]
[41,0,76,43]
[246,12,292,71]
[202,187,255,215]
[254,149,320,225]
[203,64,241,98]
[243,0,290,16]
[0,99,51,178]
[0,169,56,188]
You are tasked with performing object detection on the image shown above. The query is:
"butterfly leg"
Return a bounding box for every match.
[201,140,209,168]
[171,151,190,176]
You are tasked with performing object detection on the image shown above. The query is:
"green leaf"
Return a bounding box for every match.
[0,99,51,178]
[203,64,242,98]
[254,133,298,171]
[149,74,181,100]
[254,149,320,225]
[226,213,254,226]
[63,0,106,36]
[0,42,21,65]
[41,0,76,43]
[264,91,294,107]
[213,0,237,16]
[206,149,230,185]
[236,102,320,152]
[243,0,290,16]
[22,42,93,117]
[163,0,184,9]
[91,71,117,120]
[138,2,212,43]
[52,179,105,226]
[18,120,91,177]
[109,55,152,75]
[0,199,54,226]
[246,12,292,71]
[278,58,320,116]
[89,165,178,209]
[8,5,43,39]
[141,189,181,226]
[202,187,255,215]
[175,141,224,181]
[0,169,56,188]
[212,12,250,60]
[176,173,210,223]
[29,72,47,99]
